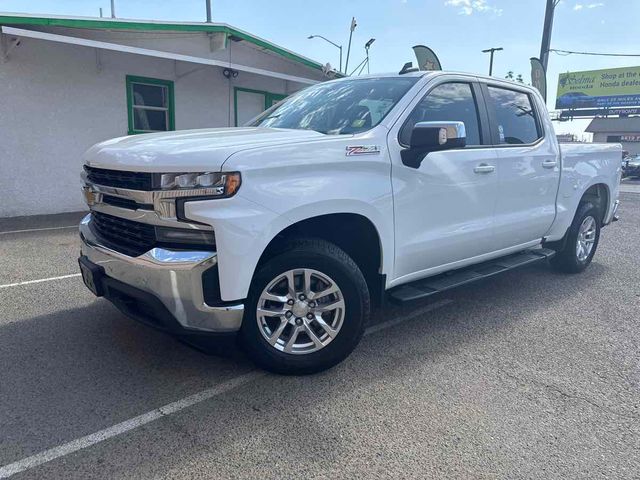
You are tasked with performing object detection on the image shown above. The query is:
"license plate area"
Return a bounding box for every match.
[78,256,105,297]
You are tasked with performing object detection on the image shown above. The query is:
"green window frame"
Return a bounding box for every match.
[126,75,175,135]
[234,87,287,126]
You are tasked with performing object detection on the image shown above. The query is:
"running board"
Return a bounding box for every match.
[388,248,556,304]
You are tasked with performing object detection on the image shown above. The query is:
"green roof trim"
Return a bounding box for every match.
[0,13,325,72]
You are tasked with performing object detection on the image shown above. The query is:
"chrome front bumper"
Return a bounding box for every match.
[79,214,244,333]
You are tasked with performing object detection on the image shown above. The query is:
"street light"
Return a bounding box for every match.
[482,47,503,76]
[364,38,375,74]
[349,39,376,76]
[308,34,343,74]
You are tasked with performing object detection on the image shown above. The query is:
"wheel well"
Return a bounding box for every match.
[581,183,609,224]
[257,214,384,305]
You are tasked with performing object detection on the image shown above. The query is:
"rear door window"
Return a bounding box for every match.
[486,86,541,145]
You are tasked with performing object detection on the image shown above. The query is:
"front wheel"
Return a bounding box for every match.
[240,238,370,375]
[550,201,601,274]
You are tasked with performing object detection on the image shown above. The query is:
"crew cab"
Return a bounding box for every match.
[78,71,621,374]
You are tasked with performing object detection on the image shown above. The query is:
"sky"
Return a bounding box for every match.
[1,0,639,135]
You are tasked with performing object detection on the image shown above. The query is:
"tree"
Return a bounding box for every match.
[505,71,525,83]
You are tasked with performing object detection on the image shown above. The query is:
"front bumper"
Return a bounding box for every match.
[79,214,244,334]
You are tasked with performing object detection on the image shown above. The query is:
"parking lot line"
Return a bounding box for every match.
[0,274,82,290]
[0,298,452,478]
[0,372,263,479]
[0,225,77,235]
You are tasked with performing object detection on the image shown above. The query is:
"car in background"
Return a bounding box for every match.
[556,91,592,109]
[623,155,640,178]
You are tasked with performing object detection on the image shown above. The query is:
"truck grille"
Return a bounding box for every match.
[84,166,154,191]
[90,212,156,257]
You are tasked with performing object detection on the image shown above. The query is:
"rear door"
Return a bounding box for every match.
[482,83,560,249]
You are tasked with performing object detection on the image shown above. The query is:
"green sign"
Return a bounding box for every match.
[556,66,640,110]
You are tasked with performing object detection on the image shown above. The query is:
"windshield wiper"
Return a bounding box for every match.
[261,114,282,121]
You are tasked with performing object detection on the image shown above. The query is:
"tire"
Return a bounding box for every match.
[550,201,601,274]
[240,238,370,375]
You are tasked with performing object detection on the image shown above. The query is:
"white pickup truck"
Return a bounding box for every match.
[79,71,621,374]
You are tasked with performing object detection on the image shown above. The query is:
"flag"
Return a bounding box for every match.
[530,57,547,101]
[412,45,442,71]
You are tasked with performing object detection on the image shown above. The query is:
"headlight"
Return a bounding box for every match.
[156,171,241,197]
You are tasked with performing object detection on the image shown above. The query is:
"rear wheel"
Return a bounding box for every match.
[240,238,370,374]
[550,202,600,273]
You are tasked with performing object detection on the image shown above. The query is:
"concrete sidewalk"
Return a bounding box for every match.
[0,211,87,234]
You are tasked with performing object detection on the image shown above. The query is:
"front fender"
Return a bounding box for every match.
[184,196,393,302]
[205,138,394,300]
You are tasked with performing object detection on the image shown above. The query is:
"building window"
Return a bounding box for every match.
[607,135,622,143]
[126,75,175,134]
[234,87,287,126]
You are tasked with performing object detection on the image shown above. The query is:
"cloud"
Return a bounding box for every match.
[444,0,503,16]
[573,2,604,10]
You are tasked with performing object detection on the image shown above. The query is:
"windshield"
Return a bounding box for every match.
[249,77,419,134]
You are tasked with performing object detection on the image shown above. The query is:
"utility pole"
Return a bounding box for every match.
[344,17,357,75]
[206,0,212,23]
[482,47,503,76]
[539,0,557,71]
[110,0,116,18]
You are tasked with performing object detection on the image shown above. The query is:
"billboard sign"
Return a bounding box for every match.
[556,66,640,110]
[559,106,640,120]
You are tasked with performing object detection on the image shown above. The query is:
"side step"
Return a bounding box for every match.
[388,248,556,304]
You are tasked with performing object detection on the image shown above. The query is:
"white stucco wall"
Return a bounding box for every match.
[0,29,324,217]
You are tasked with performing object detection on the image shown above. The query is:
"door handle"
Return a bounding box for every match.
[542,159,558,169]
[474,163,495,174]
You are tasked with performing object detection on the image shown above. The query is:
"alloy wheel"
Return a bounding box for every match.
[576,215,596,262]
[256,268,345,354]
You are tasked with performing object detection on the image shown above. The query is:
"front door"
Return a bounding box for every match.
[389,80,499,283]
[234,88,288,126]
[482,84,560,248]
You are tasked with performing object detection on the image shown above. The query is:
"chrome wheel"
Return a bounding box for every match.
[256,268,345,355]
[576,215,596,262]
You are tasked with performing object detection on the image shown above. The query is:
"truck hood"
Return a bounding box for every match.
[84,127,326,172]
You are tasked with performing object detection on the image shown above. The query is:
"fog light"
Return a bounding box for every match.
[155,226,215,246]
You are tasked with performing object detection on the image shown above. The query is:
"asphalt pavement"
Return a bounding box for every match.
[0,194,638,479]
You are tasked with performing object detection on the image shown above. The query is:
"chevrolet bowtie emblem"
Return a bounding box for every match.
[82,186,101,206]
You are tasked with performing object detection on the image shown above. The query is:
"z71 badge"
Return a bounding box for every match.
[346,145,381,156]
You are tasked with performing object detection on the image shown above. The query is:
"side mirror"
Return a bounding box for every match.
[401,121,467,168]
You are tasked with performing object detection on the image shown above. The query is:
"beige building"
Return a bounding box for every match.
[586,117,640,156]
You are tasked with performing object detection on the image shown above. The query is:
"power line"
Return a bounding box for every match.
[551,48,640,57]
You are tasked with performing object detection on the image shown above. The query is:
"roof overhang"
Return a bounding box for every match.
[1,26,319,85]
[0,12,326,73]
